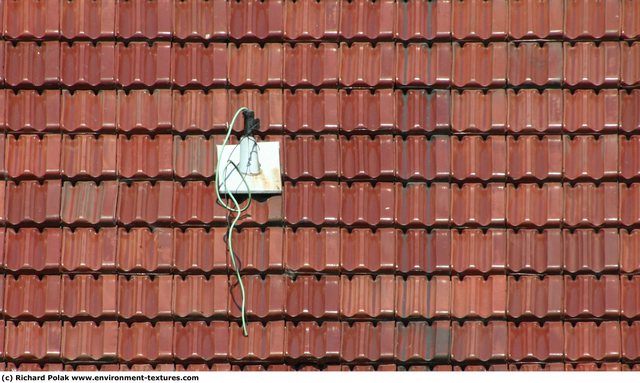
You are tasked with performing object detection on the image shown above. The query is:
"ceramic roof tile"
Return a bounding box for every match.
[60,0,115,41]
[563,183,619,228]
[173,0,227,41]
[451,229,506,275]
[61,90,116,133]
[7,90,60,133]
[173,321,228,362]
[340,321,395,362]
[230,228,283,273]
[339,0,394,41]
[117,227,173,273]
[285,275,340,320]
[117,181,174,225]
[171,43,227,88]
[452,43,507,88]
[341,182,394,227]
[172,90,227,134]
[228,0,284,42]
[5,134,61,179]
[229,321,285,362]
[564,135,619,181]
[284,43,339,88]
[451,183,506,227]
[284,89,338,134]
[3,0,60,40]
[340,275,394,320]
[508,322,564,362]
[283,0,339,41]
[61,227,116,273]
[117,89,172,133]
[396,229,451,275]
[620,183,640,227]
[622,0,640,39]
[339,42,395,88]
[507,275,563,319]
[506,183,563,228]
[5,322,61,362]
[507,42,563,87]
[622,42,640,87]
[4,228,61,273]
[283,228,340,273]
[507,135,563,182]
[340,89,395,134]
[564,89,619,134]
[60,42,116,88]
[118,275,173,320]
[395,0,451,41]
[284,181,340,226]
[451,321,507,363]
[564,275,621,319]
[623,322,640,360]
[228,43,283,88]
[61,322,118,362]
[115,0,172,41]
[563,229,619,274]
[173,227,227,274]
[5,275,61,320]
[395,321,450,363]
[564,322,621,362]
[6,180,60,226]
[564,0,621,40]
[395,43,451,87]
[452,90,507,134]
[229,275,286,321]
[340,135,394,180]
[395,135,450,182]
[61,274,117,320]
[394,183,450,228]
[451,0,507,41]
[340,228,395,273]
[506,89,563,134]
[61,134,116,180]
[563,42,621,88]
[395,90,451,134]
[622,275,640,319]
[622,230,640,273]
[395,275,450,320]
[116,42,171,88]
[284,135,339,181]
[452,275,506,319]
[508,0,564,40]
[285,321,340,362]
[5,41,59,87]
[60,181,118,226]
[451,136,506,182]
[118,322,173,363]
[117,134,173,179]
[173,276,227,320]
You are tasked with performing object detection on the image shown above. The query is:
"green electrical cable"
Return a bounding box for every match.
[216,107,252,337]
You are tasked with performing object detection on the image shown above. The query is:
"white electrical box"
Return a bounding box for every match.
[216,141,282,194]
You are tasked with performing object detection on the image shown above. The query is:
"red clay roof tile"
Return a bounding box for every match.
[5,322,61,362]
[339,42,395,88]
[564,0,621,40]
[61,227,117,273]
[508,322,564,362]
[395,276,450,320]
[284,0,339,41]
[564,42,621,88]
[340,275,394,319]
[60,0,115,41]
[340,89,395,134]
[61,90,116,133]
[507,275,563,319]
[395,0,451,42]
[173,0,227,42]
[283,228,340,273]
[171,43,227,88]
[228,89,284,133]
[60,181,118,226]
[452,90,507,134]
[7,90,60,133]
[231,228,283,273]
[228,43,283,88]
[118,275,173,320]
[117,227,173,273]
[284,89,339,134]
[340,228,395,273]
[563,229,619,274]
[117,90,172,133]
[61,321,118,362]
[173,228,227,273]
[61,135,117,180]
[61,274,117,320]
[564,322,621,362]
[115,0,172,41]
[173,275,227,319]
[452,43,507,88]
[396,229,451,275]
[229,275,286,320]
[452,275,507,319]
[395,183,450,228]
[3,0,60,40]
[284,43,339,88]
[6,180,60,226]
[118,322,173,363]
[564,275,621,318]
[285,321,340,362]
[228,0,284,42]
[116,42,171,88]
[395,43,451,87]
[507,42,562,87]
[229,321,285,362]
[451,136,506,182]
[340,321,394,362]
[173,321,228,362]
[506,183,563,228]
[5,275,61,320]
[508,0,563,40]
[60,42,116,88]
[4,228,60,272]
[285,275,340,320]
[117,181,174,225]
[507,89,563,134]
[395,321,450,362]
[451,229,506,275]
[507,135,563,182]
[284,181,340,226]
[5,134,61,179]
[395,135,450,181]
[451,321,507,363]
[452,0,507,41]
[395,90,450,133]
[339,0,395,41]
[506,229,563,274]
[564,182,619,227]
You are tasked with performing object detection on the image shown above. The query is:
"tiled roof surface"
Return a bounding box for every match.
[1,0,639,372]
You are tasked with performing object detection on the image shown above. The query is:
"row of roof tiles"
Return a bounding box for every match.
[2,0,639,42]
[8,362,640,372]
[6,133,640,182]
[4,226,640,275]
[1,320,640,364]
[1,88,637,134]
[4,180,640,228]
[1,41,640,89]
[4,274,640,320]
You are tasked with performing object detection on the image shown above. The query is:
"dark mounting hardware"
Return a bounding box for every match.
[243,110,260,137]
